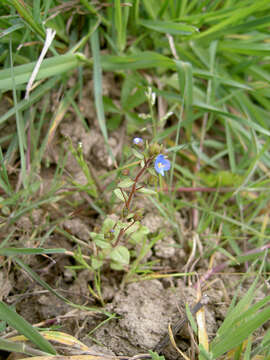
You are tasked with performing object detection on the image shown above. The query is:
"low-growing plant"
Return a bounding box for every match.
[68,102,171,286]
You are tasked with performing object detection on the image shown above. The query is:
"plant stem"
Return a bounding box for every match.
[114,156,153,246]
[125,157,153,211]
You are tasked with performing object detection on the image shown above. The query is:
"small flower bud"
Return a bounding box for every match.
[139,113,151,120]
[122,169,130,176]
[133,137,144,147]
[104,229,115,241]
[160,111,174,126]
[151,92,156,106]
[122,208,129,218]
[133,210,144,221]
[93,225,101,233]
[145,87,156,106]
[149,143,163,157]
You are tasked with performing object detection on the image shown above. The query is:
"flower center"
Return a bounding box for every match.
[158,162,165,169]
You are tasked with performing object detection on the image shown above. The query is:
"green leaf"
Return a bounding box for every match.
[90,232,103,241]
[110,246,130,265]
[137,187,157,195]
[149,350,165,360]
[110,262,125,271]
[118,177,135,188]
[102,217,116,233]
[91,257,103,270]
[90,233,111,249]
[130,226,150,243]
[114,188,127,202]
[131,148,144,159]
[96,239,111,249]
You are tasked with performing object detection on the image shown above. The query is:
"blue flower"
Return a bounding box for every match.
[133,137,143,145]
[154,154,170,176]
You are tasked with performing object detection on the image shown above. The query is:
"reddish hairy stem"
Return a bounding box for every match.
[125,157,153,211]
[114,157,153,245]
[114,219,137,247]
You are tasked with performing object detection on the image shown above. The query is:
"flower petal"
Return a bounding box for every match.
[133,137,143,145]
[154,154,170,176]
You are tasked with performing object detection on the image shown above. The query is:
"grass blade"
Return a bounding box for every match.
[0,53,84,91]
[0,247,66,256]
[0,301,56,355]
[90,24,115,164]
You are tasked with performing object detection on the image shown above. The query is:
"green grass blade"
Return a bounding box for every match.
[114,0,124,52]
[195,0,270,39]
[13,256,108,314]
[0,247,66,256]
[0,146,12,195]
[0,338,48,356]
[11,0,45,38]
[212,305,270,357]
[0,77,59,125]
[0,53,84,91]
[0,301,56,355]
[90,24,115,164]
[13,257,70,304]
[10,40,26,187]
[140,19,198,35]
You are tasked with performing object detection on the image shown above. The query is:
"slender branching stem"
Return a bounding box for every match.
[125,157,153,211]
[114,156,154,246]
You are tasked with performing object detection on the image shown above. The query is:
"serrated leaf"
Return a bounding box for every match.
[110,246,130,265]
[131,148,144,159]
[118,177,134,188]
[114,188,127,202]
[137,187,157,195]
